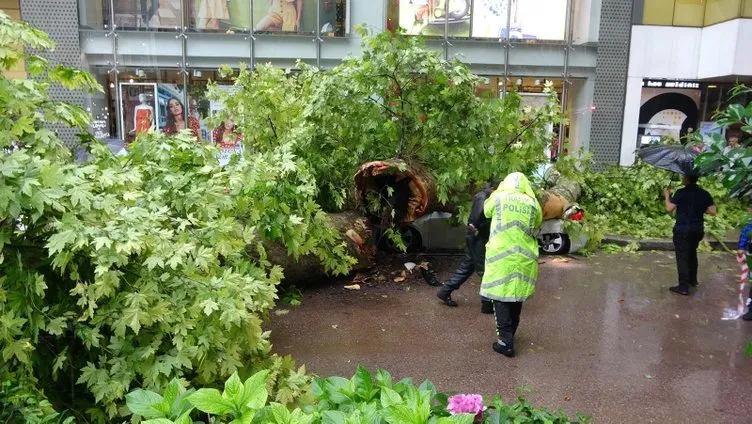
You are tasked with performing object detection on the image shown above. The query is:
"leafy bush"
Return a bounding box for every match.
[126,366,590,424]
[0,12,352,421]
[696,84,752,200]
[577,161,746,241]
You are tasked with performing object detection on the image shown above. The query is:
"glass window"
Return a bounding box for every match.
[673,0,705,26]
[252,0,316,35]
[704,0,741,25]
[110,0,183,31]
[78,0,106,30]
[476,76,502,98]
[744,0,752,17]
[472,0,508,39]
[572,0,599,45]
[190,0,249,32]
[642,0,675,25]
[319,0,348,37]
[508,0,568,43]
[387,0,468,37]
[87,67,117,141]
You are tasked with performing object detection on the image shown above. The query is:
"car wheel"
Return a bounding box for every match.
[379,225,423,253]
[539,233,570,255]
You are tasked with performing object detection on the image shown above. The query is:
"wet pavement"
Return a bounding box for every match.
[269,252,752,423]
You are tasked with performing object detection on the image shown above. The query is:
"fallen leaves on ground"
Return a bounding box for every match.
[344,284,361,290]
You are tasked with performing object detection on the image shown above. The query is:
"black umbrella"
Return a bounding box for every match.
[637,144,700,176]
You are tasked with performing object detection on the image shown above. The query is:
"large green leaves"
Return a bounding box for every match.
[694,84,752,200]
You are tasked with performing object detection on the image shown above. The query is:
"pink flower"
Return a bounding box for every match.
[446,394,485,420]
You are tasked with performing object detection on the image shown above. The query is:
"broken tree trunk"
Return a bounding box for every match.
[540,168,581,220]
[354,159,443,226]
[261,211,375,287]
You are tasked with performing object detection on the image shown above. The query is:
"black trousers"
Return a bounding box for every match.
[493,301,523,347]
[673,228,704,289]
[442,233,485,291]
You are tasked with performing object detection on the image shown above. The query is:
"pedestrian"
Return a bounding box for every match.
[723,130,742,155]
[738,206,752,321]
[663,174,717,295]
[480,173,542,358]
[437,179,502,313]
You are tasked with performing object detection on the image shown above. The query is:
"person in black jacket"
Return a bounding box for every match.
[437,179,501,313]
[663,174,717,295]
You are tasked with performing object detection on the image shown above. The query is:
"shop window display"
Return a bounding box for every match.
[109,0,184,30]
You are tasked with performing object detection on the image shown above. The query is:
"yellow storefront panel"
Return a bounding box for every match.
[673,0,706,26]
[704,0,741,25]
[643,0,676,25]
[742,0,752,16]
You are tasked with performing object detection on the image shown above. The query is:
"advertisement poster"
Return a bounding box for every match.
[112,0,182,30]
[206,85,244,166]
[395,0,471,37]
[471,0,508,38]
[253,0,317,33]
[120,83,157,144]
[156,84,201,139]
[509,0,566,41]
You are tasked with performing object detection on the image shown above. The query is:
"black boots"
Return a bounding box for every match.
[437,289,458,307]
[669,285,689,296]
[492,341,514,358]
[420,267,441,287]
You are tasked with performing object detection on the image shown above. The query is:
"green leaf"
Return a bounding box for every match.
[437,415,475,424]
[189,389,234,415]
[224,372,243,405]
[321,411,346,424]
[241,369,270,410]
[380,387,402,408]
[126,389,165,419]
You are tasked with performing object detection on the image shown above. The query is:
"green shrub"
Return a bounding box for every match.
[126,366,590,424]
[0,12,352,421]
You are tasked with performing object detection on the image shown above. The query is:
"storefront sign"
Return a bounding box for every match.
[642,80,700,89]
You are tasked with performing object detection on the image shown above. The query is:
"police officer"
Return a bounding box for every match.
[481,173,542,358]
[437,179,502,313]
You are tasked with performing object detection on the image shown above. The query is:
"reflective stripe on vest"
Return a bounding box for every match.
[481,272,537,290]
[486,245,538,264]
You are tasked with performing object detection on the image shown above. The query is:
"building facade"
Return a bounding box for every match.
[10,0,691,168]
[621,0,752,165]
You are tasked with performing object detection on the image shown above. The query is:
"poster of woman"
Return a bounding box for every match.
[161,96,201,140]
[195,0,230,30]
[112,0,181,29]
[255,0,303,32]
[213,118,245,166]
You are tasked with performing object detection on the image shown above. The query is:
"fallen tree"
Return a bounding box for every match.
[262,211,374,286]
[208,28,564,228]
